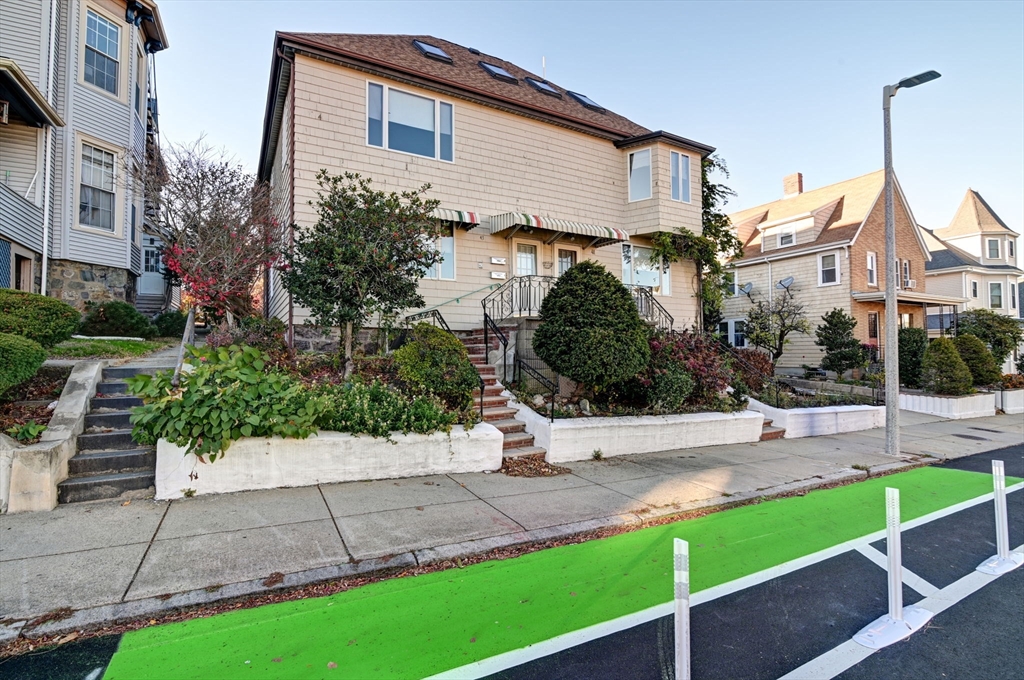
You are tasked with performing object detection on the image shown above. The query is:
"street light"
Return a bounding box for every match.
[882,70,941,459]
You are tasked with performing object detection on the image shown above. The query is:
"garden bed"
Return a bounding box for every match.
[48,338,176,359]
[507,395,763,464]
[898,391,996,420]
[154,424,503,499]
[746,397,885,438]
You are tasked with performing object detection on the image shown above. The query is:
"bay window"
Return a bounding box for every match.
[990,282,1003,309]
[84,10,119,95]
[670,151,690,202]
[628,149,652,201]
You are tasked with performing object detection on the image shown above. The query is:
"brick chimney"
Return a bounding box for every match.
[783,172,804,198]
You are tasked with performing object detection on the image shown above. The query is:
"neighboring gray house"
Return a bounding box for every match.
[0,0,170,311]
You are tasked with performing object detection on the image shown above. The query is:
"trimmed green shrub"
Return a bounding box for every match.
[0,289,79,347]
[127,345,325,461]
[154,310,189,338]
[921,337,973,396]
[898,327,928,389]
[79,301,157,339]
[393,322,479,410]
[533,261,650,392]
[815,308,866,376]
[0,332,48,395]
[313,380,457,438]
[953,333,1001,387]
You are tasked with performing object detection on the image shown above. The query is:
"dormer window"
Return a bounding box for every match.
[525,77,560,97]
[777,227,795,247]
[567,91,604,112]
[987,238,1000,259]
[412,40,452,64]
[480,62,517,84]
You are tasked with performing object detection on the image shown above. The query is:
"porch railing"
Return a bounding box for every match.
[626,284,674,333]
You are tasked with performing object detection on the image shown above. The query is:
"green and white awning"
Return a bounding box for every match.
[432,208,481,227]
[487,212,629,247]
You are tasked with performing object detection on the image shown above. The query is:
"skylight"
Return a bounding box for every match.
[479,62,518,84]
[525,77,561,98]
[567,91,605,112]
[413,40,452,64]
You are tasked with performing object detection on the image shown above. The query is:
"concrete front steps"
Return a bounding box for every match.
[460,329,546,458]
[760,418,786,441]
[57,365,170,504]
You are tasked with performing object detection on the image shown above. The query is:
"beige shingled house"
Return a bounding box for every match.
[721,171,964,372]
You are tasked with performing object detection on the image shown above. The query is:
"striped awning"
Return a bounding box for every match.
[432,208,481,227]
[487,212,629,247]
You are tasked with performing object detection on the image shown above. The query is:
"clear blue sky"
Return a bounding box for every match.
[154,0,1024,233]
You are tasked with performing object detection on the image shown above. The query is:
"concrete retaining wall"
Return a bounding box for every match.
[155,423,504,499]
[994,388,1024,415]
[506,394,763,464]
[746,397,885,438]
[898,391,996,420]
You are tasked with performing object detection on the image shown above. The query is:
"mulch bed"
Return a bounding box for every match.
[499,454,570,477]
[1,366,71,439]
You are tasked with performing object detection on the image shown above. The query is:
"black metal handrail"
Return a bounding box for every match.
[481,276,558,385]
[514,357,557,423]
[626,285,674,332]
[402,308,484,418]
[723,343,784,408]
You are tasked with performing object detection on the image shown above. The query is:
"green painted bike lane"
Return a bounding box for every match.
[102,466,1011,680]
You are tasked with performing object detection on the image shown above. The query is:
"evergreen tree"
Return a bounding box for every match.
[921,337,973,396]
[815,308,866,376]
[953,333,1001,386]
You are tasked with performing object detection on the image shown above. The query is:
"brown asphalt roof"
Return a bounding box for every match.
[278,32,651,138]
[935,189,1019,238]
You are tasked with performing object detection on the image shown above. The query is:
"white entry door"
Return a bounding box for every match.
[139,247,164,295]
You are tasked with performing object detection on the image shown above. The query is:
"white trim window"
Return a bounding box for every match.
[724,270,737,296]
[367,82,454,162]
[989,282,1003,309]
[627,149,652,202]
[971,280,979,298]
[622,243,669,295]
[777,226,795,248]
[902,259,911,287]
[1009,240,1016,258]
[987,238,1000,259]
[818,252,840,286]
[1011,281,1017,310]
[866,251,877,286]
[79,143,116,232]
[718,319,747,348]
[670,151,691,203]
[84,10,119,95]
[424,224,455,280]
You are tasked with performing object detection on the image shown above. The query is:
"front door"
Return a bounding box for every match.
[139,247,164,295]
[556,247,579,276]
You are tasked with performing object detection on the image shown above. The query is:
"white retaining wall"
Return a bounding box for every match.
[898,391,996,420]
[155,424,503,499]
[746,397,886,438]
[506,394,764,464]
[994,389,1024,415]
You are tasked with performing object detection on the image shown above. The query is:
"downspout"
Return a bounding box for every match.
[40,0,59,296]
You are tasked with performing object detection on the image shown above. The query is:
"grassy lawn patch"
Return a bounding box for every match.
[48,338,176,360]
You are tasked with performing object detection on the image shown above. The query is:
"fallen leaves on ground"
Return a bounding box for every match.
[500,454,570,477]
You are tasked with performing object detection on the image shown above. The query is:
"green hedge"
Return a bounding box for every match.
[78,301,157,339]
[953,333,1001,387]
[921,337,973,396]
[393,323,478,411]
[0,289,80,347]
[154,310,189,338]
[898,327,928,389]
[0,332,48,395]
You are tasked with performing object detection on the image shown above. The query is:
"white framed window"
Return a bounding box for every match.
[134,48,146,118]
[622,243,669,295]
[866,251,877,286]
[777,226,795,248]
[84,9,120,95]
[79,142,117,232]
[989,282,1003,309]
[1011,281,1017,309]
[366,82,454,162]
[724,270,737,296]
[627,149,652,202]
[670,151,691,203]
[424,224,455,280]
[971,280,979,298]
[718,319,747,348]
[1009,240,1016,258]
[818,252,839,286]
[902,259,911,287]
[987,239,1000,259]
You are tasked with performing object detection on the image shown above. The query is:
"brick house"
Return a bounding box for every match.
[256,33,715,350]
[721,171,962,372]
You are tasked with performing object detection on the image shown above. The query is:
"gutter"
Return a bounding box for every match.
[731,240,854,268]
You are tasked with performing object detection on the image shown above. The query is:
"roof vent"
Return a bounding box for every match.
[479,62,518,84]
[412,40,453,64]
[468,47,480,55]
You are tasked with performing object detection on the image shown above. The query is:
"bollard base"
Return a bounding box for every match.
[976,552,1024,575]
[853,606,934,649]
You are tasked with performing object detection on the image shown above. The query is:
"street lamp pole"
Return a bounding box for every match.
[882,70,940,458]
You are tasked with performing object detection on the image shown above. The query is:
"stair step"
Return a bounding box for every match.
[96,381,130,395]
[482,406,519,422]
[489,418,526,434]
[58,471,155,504]
[502,432,535,449]
[68,448,155,476]
[762,418,773,428]
[503,446,547,459]
[479,394,510,408]
[85,410,133,430]
[475,364,496,376]
[759,426,786,441]
[472,385,505,398]
[103,366,174,380]
[91,395,143,410]
[77,429,137,451]
[481,376,498,387]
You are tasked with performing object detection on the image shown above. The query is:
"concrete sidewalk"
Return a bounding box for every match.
[1,411,1021,640]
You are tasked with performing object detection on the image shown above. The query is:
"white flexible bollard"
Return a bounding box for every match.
[853,487,934,649]
[674,538,690,680]
[977,460,1024,575]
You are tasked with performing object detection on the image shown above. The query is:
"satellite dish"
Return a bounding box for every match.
[740,282,754,295]
[776,276,795,290]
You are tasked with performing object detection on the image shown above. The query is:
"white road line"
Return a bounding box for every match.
[426,482,1023,680]
[778,544,1024,680]
[855,544,940,597]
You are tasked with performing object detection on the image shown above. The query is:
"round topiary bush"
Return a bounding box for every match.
[533,261,650,393]
[393,322,479,410]
[0,289,80,348]
[78,301,157,339]
[953,333,1001,387]
[921,337,973,396]
[0,332,48,395]
[898,327,928,389]
[154,310,189,338]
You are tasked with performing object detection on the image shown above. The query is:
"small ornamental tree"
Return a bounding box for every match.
[898,327,928,389]
[953,333,1001,387]
[921,337,973,396]
[744,289,811,366]
[956,309,1024,367]
[533,261,650,394]
[815,308,866,377]
[281,171,443,377]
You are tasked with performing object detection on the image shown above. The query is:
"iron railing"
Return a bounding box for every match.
[513,357,557,422]
[723,343,784,408]
[482,276,559,384]
[627,285,674,333]
[402,308,485,418]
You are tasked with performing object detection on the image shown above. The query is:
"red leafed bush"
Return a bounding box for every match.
[648,331,733,406]
[1002,373,1024,389]
[731,347,774,393]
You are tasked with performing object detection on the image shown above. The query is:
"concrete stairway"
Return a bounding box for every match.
[57,365,167,504]
[459,329,546,458]
[760,417,786,441]
[134,294,164,316]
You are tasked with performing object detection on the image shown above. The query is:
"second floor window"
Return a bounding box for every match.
[972,280,979,298]
[79,143,116,231]
[819,252,838,285]
[628,149,651,201]
[1009,240,1016,258]
[866,252,877,285]
[902,260,911,286]
[723,270,737,296]
[1012,282,1017,309]
[990,282,1003,309]
[670,151,690,202]
[987,239,1000,259]
[367,83,453,162]
[85,10,119,95]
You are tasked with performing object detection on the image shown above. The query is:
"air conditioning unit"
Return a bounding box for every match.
[904,279,917,289]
